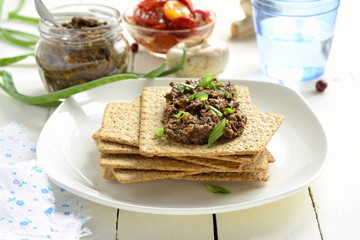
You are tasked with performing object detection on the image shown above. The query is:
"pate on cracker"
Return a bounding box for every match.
[93,78,284,183]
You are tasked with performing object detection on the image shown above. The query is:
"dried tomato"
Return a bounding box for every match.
[168,17,197,38]
[168,17,197,30]
[151,34,180,53]
[177,0,194,13]
[193,10,211,26]
[133,0,168,29]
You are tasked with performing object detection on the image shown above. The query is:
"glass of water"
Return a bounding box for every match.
[251,0,340,81]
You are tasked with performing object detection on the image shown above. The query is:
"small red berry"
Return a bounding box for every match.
[315,80,328,92]
[131,43,139,53]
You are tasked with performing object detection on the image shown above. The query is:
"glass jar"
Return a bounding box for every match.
[36,4,130,92]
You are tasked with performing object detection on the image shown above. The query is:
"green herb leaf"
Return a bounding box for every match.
[158,49,187,77]
[223,108,235,115]
[154,128,166,138]
[132,49,186,78]
[197,74,216,88]
[216,80,223,86]
[143,62,168,78]
[224,91,231,99]
[188,92,208,101]
[208,118,226,147]
[5,0,38,24]
[0,28,39,47]
[178,83,185,93]
[0,0,4,20]
[0,70,138,106]
[209,81,216,90]
[0,50,184,107]
[178,82,195,93]
[205,184,231,194]
[0,53,34,67]
[205,105,223,117]
[174,111,187,119]
[9,0,25,15]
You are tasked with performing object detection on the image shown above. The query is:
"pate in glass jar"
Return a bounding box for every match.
[36,4,129,92]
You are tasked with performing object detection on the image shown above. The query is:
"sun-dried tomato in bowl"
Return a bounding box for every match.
[124,0,215,56]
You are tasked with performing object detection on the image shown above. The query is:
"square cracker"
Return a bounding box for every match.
[95,139,140,154]
[104,168,268,183]
[173,148,273,172]
[139,86,284,157]
[96,97,141,147]
[99,154,241,172]
[111,169,198,183]
[174,171,269,182]
[95,134,255,164]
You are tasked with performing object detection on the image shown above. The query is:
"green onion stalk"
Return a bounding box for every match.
[0,49,187,107]
[7,0,39,24]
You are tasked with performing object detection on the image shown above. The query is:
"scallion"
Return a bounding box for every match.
[0,71,138,106]
[205,105,223,117]
[178,82,195,93]
[0,28,39,47]
[223,108,235,115]
[205,184,231,194]
[7,0,39,24]
[158,49,187,77]
[174,111,187,119]
[154,128,166,138]
[224,91,231,99]
[208,118,226,147]
[0,48,187,107]
[0,53,34,67]
[197,74,216,88]
[143,62,167,78]
[188,91,208,101]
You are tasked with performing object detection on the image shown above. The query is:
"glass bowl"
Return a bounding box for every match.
[124,6,216,57]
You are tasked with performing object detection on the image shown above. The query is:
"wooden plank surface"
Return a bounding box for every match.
[117,211,214,240]
[217,190,321,240]
[1,0,360,239]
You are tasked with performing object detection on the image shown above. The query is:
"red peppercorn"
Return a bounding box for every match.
[131,43,139,53]
[315,80,328,92]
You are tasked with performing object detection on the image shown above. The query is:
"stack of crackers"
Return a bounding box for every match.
[92,85,284,183]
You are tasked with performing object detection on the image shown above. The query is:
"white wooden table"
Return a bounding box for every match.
[1,0,359,239]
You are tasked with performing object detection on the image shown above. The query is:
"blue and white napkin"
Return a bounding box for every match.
[0,122,91,239]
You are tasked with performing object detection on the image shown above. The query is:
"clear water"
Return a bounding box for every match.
[256,18,334,81]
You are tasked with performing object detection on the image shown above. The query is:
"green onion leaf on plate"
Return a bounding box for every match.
[205,184,231,194]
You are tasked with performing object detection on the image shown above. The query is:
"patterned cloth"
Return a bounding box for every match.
[0,122,91,239]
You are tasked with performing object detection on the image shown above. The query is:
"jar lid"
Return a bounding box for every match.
[251,0,340,16]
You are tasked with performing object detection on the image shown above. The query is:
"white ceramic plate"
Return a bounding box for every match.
[37,79,327,215]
